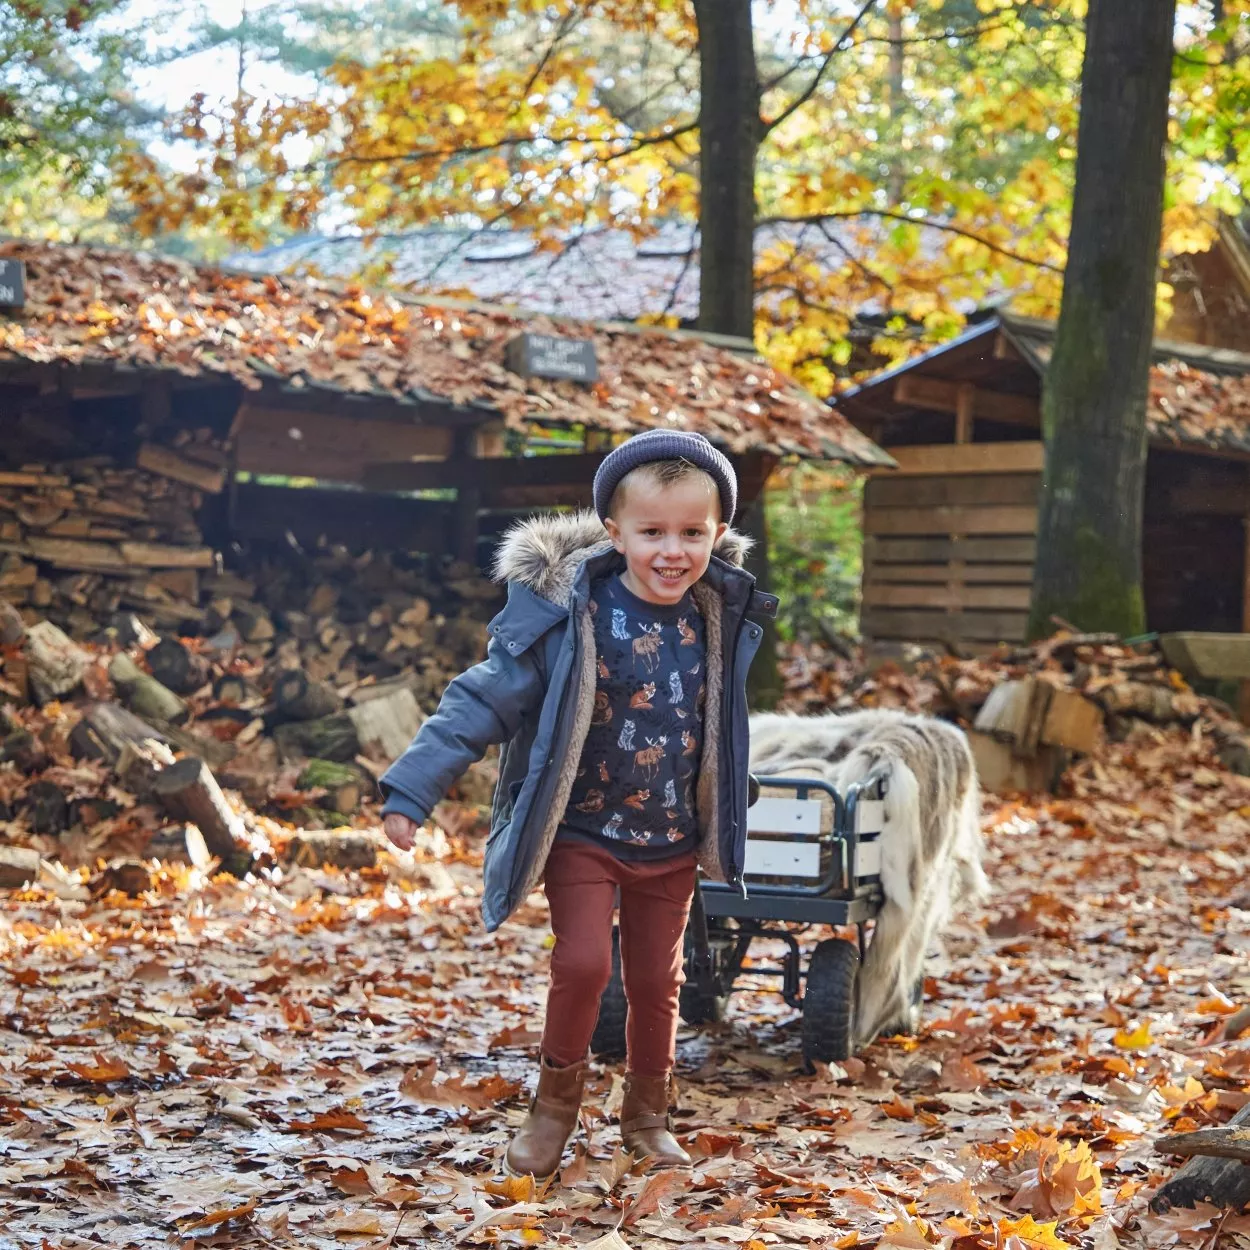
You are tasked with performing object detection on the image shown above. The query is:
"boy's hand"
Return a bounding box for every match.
[383,812,421,851]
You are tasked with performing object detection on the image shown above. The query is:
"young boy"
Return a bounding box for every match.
[380,429,776,1178]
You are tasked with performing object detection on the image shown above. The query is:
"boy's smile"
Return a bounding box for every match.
[603,473,728,606]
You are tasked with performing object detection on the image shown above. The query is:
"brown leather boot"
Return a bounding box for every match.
[504,1057,588,1179]
[620,1072,691,1166]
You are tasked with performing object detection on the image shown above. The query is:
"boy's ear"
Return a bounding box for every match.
[603,515,626,551]
[713,520,728,546]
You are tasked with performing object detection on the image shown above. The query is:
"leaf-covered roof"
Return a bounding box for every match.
[0,239,891,466]
[835,313,1250,459]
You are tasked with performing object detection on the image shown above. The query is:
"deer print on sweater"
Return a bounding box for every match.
[632,623,664,673]
[634,736,668,781]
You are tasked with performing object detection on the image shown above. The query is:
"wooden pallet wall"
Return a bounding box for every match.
[861,442,1043,645]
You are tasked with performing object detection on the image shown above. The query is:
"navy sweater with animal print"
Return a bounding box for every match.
[559,573,706,859]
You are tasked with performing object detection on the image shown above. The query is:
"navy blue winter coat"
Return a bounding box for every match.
[379,511,777,931]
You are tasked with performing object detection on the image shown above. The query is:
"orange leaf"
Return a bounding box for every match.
[881,1097,916,1120]
[67,1054,131,1083]
[181,1199,258,1230]
[995,1215,1069,1249]
[624,1169,690,1225]
[287,1108,369,1133]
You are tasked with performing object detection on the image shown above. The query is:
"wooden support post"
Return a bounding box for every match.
[1240,482,1250,725]
[736,452,781,710]
[955,383,975,445]
[453,427,482,566]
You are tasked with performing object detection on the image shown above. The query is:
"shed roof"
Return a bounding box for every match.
[0,238,890,466]
[834,312,1250,458]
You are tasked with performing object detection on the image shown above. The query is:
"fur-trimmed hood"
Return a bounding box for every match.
[492,509,753,606]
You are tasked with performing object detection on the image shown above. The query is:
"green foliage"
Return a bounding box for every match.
[0,0,153,203]
[765,462,862,643]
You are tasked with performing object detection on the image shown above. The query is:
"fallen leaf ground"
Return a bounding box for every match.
[4,729,1250,1249]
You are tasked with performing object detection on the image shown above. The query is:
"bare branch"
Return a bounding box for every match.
[757,209,1063,274]
[761,0,879,137]
[328,119,698,170]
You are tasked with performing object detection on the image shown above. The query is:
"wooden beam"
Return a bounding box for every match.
[871,442,1044,477]
[866,472,1040,510]
[861,606,1029,643]
[864,535,1037,564]
[865,562,1034,585]
[955,383,974,444]
[894,375,1040,426]
[1168,482,1250,516]
[1242,473,1250,723]
[234,404,457,483]
[363,453,605,494]
[453,427,481,564]
[864,505,1038,537]
[862,582,1031,611]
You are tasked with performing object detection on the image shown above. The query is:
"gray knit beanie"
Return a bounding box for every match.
[592,430,737,523]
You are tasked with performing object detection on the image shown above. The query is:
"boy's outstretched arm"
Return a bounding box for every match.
[378,640,544,844]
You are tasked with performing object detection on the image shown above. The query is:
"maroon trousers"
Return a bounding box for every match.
[540,838,697,1077]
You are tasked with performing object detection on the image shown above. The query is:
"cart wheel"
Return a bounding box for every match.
[679,977,728,1025]
[801,938,859,1068]
[679,929,728,1025]
[590,926,628,1059]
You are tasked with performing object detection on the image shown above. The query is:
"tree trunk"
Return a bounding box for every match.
[692,4,778,703]
[692,0,758,338]
[1027,0,1177,639]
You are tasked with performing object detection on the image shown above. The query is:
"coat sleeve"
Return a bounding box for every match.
[379,638,545,824]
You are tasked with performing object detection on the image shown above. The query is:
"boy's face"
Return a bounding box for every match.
[604,472,728,606]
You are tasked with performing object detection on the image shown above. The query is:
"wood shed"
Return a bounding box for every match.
[0,239,889,579]
[832,312,1250,650]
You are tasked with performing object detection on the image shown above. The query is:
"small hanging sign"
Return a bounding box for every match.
[505,332,598,384]
[0,260,25,308]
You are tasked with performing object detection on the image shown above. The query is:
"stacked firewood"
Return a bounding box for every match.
[0,438,222,634]
[0,440,505,884]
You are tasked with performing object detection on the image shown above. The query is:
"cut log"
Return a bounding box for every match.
[2,730,50,774]
[0,847,42,889]
[0,599,26,645]
[274,713,360,763]
[151,757,243,861]
[22,780,70,834]
[1156,1125,1250,1162]
[155,721,236,769]
[212,673,250,705]
[1096,681,1200,723]
[296,758,364,814]
[234,601,275,642]
[26,536,127,571]
[968,730,1065,795]
[288,829,380,871]
[274,669,343,722]
[1151,1101,1250,1212]
[1223,1003,1250,1041]
[147,637,210,694]
[108,652,188,725]
[118,542,215,570]
[1040,688,1104,754]
[137,442,227,494]
[69,702,173,767]
[347,686,423,760]
[25,620,90,704]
